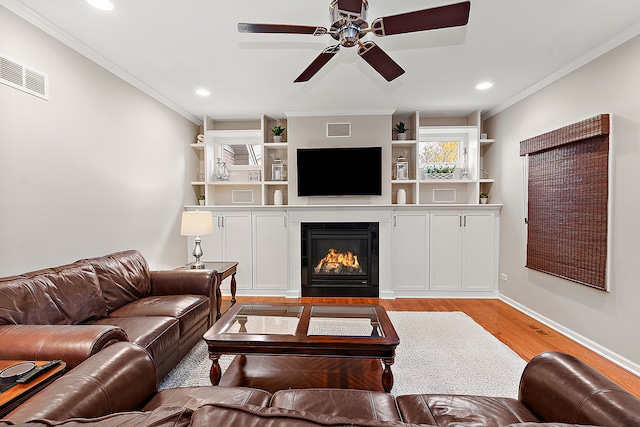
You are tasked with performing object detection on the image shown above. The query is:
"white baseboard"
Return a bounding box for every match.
[499,295,640,377]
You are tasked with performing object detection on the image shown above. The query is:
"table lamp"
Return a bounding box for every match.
[180,211,214,269]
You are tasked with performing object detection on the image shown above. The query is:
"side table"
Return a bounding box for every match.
[0,360,66,417]
[181,261,238,322]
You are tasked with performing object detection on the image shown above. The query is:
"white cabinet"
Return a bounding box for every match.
[429,211,495,292]
[392,213,429,292]
[253,212,288,291]
[199,211,253,292]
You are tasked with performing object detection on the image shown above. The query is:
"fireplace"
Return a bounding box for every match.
[301,222,379,297]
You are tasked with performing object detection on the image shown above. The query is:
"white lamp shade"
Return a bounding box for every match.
[180,211,214,236]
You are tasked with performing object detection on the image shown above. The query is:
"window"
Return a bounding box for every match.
[418,138,461,164]
[418,136,465,178]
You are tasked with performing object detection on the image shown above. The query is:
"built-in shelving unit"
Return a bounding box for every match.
[189,115,289,206]
[190,111,495,206]
[390,110,495,205]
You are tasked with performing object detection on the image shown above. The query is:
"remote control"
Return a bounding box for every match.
[16,360,62,384]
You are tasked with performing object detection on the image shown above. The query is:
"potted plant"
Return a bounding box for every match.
[271,125,285,142]
[479,193,489,204]
[394,122,409,140]
[197,195,206,206]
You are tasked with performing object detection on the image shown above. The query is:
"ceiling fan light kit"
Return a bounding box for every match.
[238,0,471,83]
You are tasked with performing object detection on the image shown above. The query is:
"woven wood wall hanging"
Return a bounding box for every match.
[520,114,610,290]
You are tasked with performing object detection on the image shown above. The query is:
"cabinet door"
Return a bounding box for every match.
[429,212,462,291]
[253,212,288,291]
[462,213,495,291]
[196,212,223,261]
[220,212,253,291]
[392,214,428,291]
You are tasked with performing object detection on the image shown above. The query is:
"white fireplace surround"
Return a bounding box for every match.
[290,208,390,298]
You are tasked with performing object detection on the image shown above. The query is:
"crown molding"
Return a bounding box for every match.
[482,20,640,121]
[1,0,202,125]
[284,109,396,118]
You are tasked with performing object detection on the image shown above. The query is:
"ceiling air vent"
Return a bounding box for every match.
[0,52,49,100]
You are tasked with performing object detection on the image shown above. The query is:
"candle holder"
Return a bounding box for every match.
[272,157,286,181]
[394,154,408,180]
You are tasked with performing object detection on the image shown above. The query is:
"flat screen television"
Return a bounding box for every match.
[297,147,382,197]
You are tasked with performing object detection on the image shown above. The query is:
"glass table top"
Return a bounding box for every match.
[218,304,383,337]
[220,304,302,335]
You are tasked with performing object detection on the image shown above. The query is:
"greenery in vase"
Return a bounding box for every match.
[480,193,489,199]
[426,164,456,174]
[271,125,285,136]
[394,122,409,134]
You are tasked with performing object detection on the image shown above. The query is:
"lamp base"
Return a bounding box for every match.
[191,237,205,269]
[191,261,206,269]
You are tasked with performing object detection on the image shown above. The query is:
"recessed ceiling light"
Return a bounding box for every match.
[476,81,493,90]
[195,88,211,97]
[86,0,114,11]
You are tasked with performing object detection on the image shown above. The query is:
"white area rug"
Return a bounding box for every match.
[160,311,527,398]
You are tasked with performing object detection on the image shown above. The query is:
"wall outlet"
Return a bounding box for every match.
[500,273,508,281]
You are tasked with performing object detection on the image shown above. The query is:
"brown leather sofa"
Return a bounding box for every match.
[0,250,214,381]
[3,341,639,426]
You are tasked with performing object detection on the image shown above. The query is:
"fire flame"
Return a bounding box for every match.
[314,248,361,273]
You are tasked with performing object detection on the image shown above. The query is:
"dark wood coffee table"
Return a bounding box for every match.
[203,303,399,392]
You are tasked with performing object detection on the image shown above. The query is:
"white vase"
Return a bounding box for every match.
[480,198,488,204]
[397,133,407,141]
[274,189,283,205]
[397,189,406,205]
[273,135,283,143]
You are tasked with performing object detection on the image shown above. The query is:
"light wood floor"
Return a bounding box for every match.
[221,296,640,398]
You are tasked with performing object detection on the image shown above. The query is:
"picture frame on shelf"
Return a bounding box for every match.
[249,171,261,182]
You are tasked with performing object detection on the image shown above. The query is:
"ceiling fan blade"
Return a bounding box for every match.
[238,23,328,36]
[370,1,470,37]
[336,0,364,15]
[294,45,340,83]
[357,41,404,82]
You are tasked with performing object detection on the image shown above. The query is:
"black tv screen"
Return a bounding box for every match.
[297,147,382,197]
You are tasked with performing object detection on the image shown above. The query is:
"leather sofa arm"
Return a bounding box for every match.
[0,324,128,370]
[519,352,640,427]
[150,269,214,297]
[5,342,157,423]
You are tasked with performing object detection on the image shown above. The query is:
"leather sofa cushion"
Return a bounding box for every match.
[107,294,209,336]
[9,406,193,427]
[92,316,179,373]
[5,342,156,423]
[519,351,640,427]
[396,394,539,426]
[0,261,107,325]
[143,386,272,412]
[84,250,151,313]
[271,388,402,422]
[191,403,430,427]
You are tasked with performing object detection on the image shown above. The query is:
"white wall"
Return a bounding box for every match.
[0,7,199,275]
[484,34,640,369]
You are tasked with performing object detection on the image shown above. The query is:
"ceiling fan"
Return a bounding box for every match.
[238,0,471,83]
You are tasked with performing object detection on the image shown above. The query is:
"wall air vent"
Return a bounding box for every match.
[326,122,351,138]
[0,52,49,100]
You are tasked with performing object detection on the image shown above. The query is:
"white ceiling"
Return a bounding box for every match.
[4,0,640,124]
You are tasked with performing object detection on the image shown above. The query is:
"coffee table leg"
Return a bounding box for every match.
[382,358,394,392]
[209,353,222,385]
